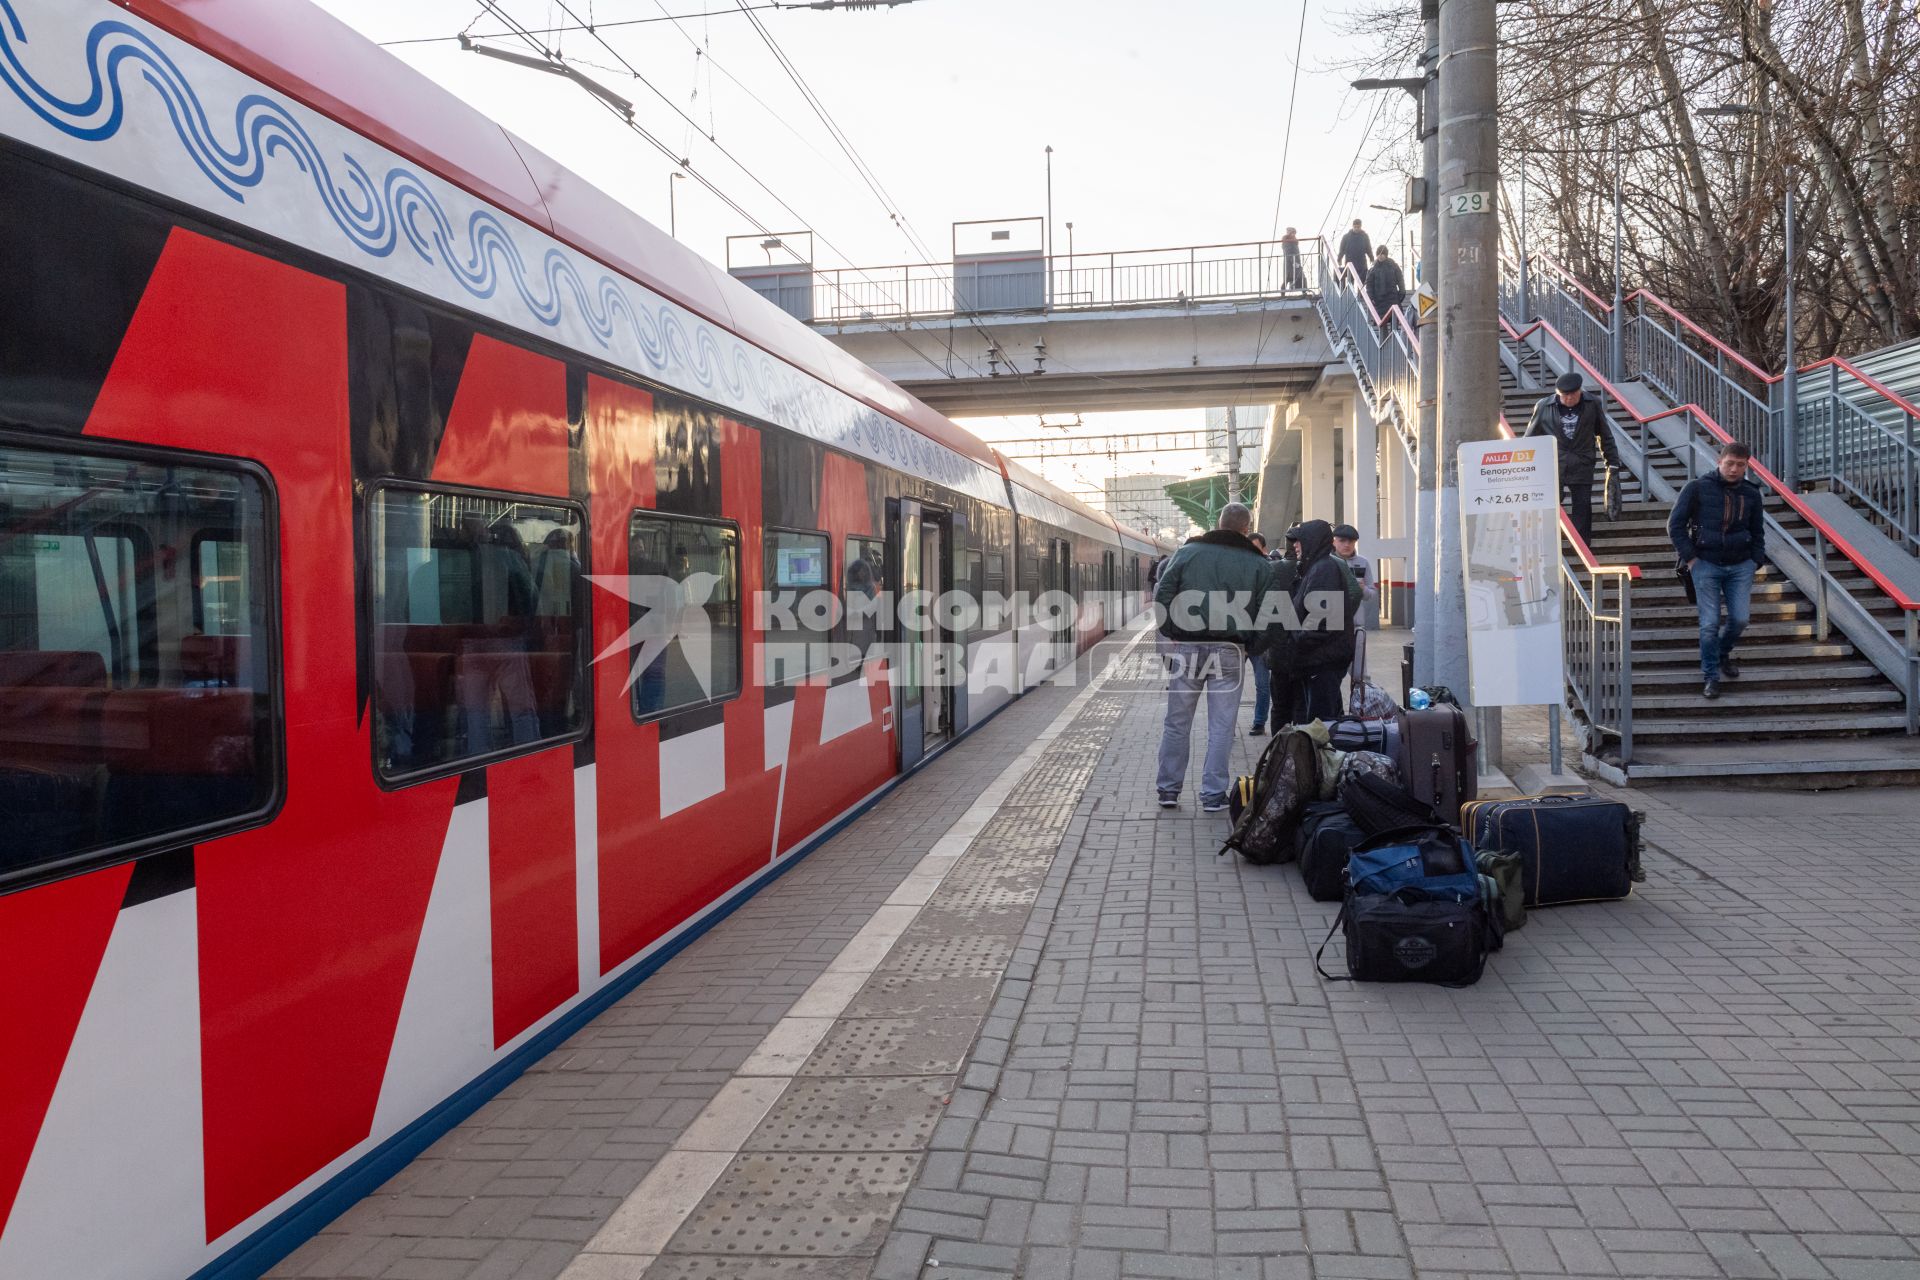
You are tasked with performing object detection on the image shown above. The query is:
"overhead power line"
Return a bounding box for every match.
[382,0,920,46]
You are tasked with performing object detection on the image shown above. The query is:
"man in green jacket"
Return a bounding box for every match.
[1152,502,1271,811]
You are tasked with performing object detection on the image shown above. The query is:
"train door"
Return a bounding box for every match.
[1050,538,1073,669]
[1102,550,1117,632]
[890,498,952,770]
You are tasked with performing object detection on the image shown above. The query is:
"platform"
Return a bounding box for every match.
[272,629,1920,1280]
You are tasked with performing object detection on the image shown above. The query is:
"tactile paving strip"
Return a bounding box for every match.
[667,1151,919,1256]
[883,934,1015,978]
[844,972,999,1019]
[644,1257,872,1280]
[746,1076,951,1152]
[798,1016,979,1077]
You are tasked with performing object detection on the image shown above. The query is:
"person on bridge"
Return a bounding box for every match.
[1153,502,1269,811]
[1365,247,1407,327]
[1668,440,1765,700]
[1338,219,1372,286]
[1280,227,1306,292]
[1525,370,1622,545]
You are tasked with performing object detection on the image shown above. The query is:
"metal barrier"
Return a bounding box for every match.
[1503,255,1920,552]
[802,239,1323,324]
[1508,307,1920,736]
[1330,248,1642,761]
[1315,245,1419,455]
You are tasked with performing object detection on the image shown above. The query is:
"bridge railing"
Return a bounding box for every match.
[799,239,1322,324]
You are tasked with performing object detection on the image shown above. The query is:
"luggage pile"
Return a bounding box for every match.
[1220,645,1645,988]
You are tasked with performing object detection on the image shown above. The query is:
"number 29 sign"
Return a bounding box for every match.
[1448,190,1494,216]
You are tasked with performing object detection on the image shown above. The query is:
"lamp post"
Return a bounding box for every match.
[1045,144,1055,310]
[669,170,685,239]
[1701,101,1796,483]
[1353,63,1436,681]
[1568,107,1624,380]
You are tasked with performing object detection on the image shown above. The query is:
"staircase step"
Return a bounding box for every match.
[1631,686,1905,712]
[1629,710,1910,740]
[1630,661,1882,687]
[1629,640,1857,665]
[1630,601,1814,624]
[1632,619,1829,645]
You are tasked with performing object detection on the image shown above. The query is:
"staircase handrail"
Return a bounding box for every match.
[1530,253,1615,316]
[1507,313,1920,614]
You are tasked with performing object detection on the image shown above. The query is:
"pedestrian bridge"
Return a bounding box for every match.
[739,239,1337,416]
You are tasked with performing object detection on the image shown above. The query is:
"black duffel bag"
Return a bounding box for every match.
[1297,801,1363,902]
[1317,890,1491,987]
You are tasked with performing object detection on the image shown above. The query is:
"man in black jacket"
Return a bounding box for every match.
[1338,220,1372,286]
[1526,370,1622,544]
[1290,520,1358,720]
[1668,441,1766,699]
[1365,247,1407,325]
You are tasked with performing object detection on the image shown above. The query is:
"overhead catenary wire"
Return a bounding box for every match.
[472,1,988,382]
[380,0,918,46]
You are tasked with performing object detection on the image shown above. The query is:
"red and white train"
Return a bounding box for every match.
[0,3,1166,1276]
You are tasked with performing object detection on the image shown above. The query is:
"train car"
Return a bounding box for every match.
[0,2,1144,1277]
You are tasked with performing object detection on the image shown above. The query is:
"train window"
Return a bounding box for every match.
[844,536,885,658]
[193,533,252,636]
[986,553,1006,598]
[371,486,586,782]
[0,442,277,887]
[764,528,833,683]
[628,512,741,720]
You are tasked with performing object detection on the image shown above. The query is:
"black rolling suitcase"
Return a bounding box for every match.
[1297,801,1364,902]
[1462,795,1644,906]
[1328,706,1477,822]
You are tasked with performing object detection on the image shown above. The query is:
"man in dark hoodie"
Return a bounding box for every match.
[1152,502,1270,811]
[1668,441,1766,699]
[1526,370,1622,544]
[1289,519,1359,721]
[1338,219,1372,285]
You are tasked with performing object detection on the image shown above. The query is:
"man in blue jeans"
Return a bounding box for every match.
[1668,440,1766,698]
[1153,502,1270,811]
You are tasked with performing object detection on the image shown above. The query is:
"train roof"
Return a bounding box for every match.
[119,0,1004,480]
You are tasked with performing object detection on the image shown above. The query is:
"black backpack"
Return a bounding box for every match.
[1340,772,1438,836]
[1219,727,1320,865]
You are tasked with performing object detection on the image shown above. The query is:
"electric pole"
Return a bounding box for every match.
[1432,0,1500,717]
[1225,406,1243,506]
[1413,21,1440,687]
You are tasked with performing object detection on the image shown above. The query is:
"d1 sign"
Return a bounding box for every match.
[1458,437,1565,706]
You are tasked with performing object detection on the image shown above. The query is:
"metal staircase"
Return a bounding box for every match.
[1498,285,1920,783]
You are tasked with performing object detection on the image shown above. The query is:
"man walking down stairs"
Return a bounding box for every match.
[1668,440,1766,700]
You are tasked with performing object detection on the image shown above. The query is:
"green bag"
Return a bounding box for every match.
[1475,848,1527,934]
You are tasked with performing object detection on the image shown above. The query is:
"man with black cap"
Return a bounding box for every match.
[1330,523,1376,630]
[1526,370,1622,544]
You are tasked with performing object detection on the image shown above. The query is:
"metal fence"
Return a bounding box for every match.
[795,240,1323,324]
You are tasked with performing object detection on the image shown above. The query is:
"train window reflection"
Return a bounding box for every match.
[372,486,586,782]
[765,528,833,683]
[0,444,276,886]
[628,512,741,720]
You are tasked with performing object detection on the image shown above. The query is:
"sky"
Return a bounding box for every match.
[314,0,1411,525]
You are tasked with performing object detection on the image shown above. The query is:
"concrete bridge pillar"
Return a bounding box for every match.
[1253,404,1300,540]
[1373,424,1417,626]
[1292,394,1346,526]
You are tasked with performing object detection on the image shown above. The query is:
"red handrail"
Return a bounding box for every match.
[1531,253,1615,315]
[1505,313,1920,610]
[1492,412,1641,579]
[1624,288,1776,383]
[1536,263,1920,422]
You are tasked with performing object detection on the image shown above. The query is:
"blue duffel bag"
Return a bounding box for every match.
[1344,825,1482,903]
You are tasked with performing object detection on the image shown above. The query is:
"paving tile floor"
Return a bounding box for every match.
[881,633,1920,1280]
[272,628,1920,1280]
